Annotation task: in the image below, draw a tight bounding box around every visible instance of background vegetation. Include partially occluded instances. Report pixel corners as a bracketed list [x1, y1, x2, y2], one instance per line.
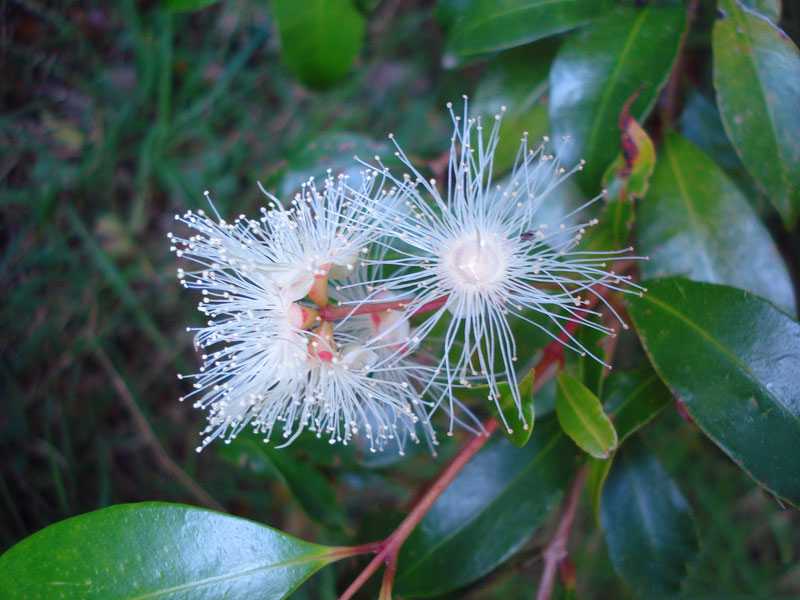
[2, 0, 799, 598]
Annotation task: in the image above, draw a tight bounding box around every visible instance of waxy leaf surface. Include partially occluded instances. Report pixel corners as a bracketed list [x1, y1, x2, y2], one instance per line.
[629, 277, 800, 506]
[0, 502, 338, 599]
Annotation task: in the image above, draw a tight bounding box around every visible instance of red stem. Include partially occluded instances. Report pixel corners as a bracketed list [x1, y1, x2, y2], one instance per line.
[319, 295, 448, 322]
[535, 468, 587, 600]
[338, 418, 499, 600]
[335, 266, 633, 599]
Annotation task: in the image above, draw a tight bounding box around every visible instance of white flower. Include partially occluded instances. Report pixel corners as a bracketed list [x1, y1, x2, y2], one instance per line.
[169, 189, 438, 454]
[360, 99, 643, 431]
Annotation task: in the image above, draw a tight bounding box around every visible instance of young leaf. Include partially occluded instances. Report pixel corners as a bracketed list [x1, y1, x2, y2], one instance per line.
[0, 502, 342, 599]
[587, 366, 672, 520]
[550, 5, 685, 190]
[271, 0, 365, 89]
[601, 108, 656, 202]
[446, 0, 614, 58]
[556, 372, 618, 459]
[601, 440, 699, 596]
[713, 0, 800, 227]
[629, 277, 800, 507]
[638, 133, 795, 315]
[395, 420, 573, 597]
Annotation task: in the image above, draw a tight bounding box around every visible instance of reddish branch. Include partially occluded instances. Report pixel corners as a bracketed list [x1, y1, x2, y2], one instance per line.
[335, 264, 634, 599]
[535, 468, 587, 600]
[319, 295, 448, 322]
[338, 418, 500, 600]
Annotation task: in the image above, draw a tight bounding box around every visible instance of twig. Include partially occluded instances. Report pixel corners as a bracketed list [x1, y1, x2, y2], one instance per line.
[338, 418, 500, 600]
[535, 468, 588, 600]
[336, 263, 636, 599]
[93, 346, 225, 512]
[319, 295, 447, 322]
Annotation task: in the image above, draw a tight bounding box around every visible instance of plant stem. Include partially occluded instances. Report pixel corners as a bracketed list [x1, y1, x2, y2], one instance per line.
[319, 295, 447, 322]
[338, 417, 499, 600]
[336, 265, 634, 599]
[535, 468, 587, 600]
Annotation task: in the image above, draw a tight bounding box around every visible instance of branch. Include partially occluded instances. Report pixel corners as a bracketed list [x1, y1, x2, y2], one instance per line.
[336, 264, 635, 599]
[535, 468, 587, 600]
[338, 417, 499, 600]
[319, 295, 447, 322]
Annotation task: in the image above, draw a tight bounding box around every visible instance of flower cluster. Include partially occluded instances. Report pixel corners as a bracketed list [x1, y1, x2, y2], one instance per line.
[170, 100, 642, 454]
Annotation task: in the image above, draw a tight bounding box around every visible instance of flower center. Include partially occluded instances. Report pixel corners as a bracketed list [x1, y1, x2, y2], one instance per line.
[441, 229, 511, 292]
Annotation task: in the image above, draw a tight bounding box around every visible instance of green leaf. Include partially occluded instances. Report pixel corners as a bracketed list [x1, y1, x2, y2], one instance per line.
[740, 0, 781, 23]
[472, 44, 553, 174]
[678, 91, 763, 207]
[713, 0, 800, 227]
[587, 366, 671, 521]
[491, 371, 536, 447]
[396, 420, 573, 597]
[639, 133, 796, 316]
[165, 0, 219, 11]
[271, 0, 365, 88]
[604, 366, 672, 443]
[0, 502, 342, 599]
[586, 456, 613, 523]
[446, 0, 614, 57]
[550, 5, 685, 190]
[601, 440, 698, 597]
[556, 372, 617, 459]
[628, 277, 800, 506]
[219, 433, 345, 529]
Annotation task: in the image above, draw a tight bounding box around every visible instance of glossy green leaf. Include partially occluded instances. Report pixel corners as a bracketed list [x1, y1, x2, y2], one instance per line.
[0, 502, 341, 599]
[165, 0, 219, 11]
[447, 0, 614, 57]
[587, 366, 671, 521]
[271, 0, 365, 88]
[550, 5, 685, 189]
[472, 44, 553, 174]
[219, 433, 345, 529]
[604, 366, 672, 443]
[639, 133, 795, 316]
[396, 420, 573, 597]
[629, 277, 800, 506]
[678, 90, 762, 206]
[601, 440, 698, 597]
[713, 0, 800, 227]
[556, 372, 617, 459]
